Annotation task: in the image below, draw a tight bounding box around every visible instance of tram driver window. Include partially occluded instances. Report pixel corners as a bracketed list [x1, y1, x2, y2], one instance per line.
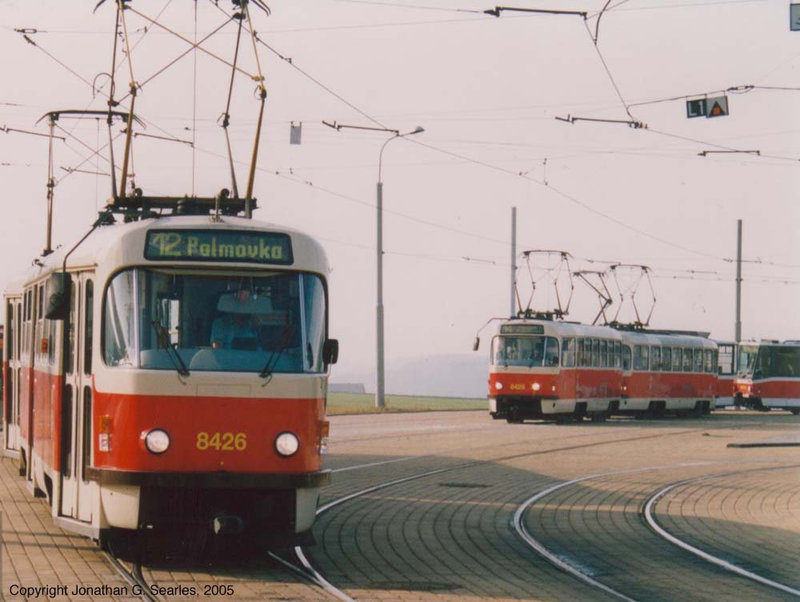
[544, 337, 559, 366]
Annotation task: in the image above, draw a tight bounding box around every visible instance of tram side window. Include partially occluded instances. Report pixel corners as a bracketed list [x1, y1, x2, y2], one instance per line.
[61, 386, 73, 479]
[5, 301, 13, 360]
[753, 348, 772, 378]
[65, 280, 76, 375]
[82, 386, 92, 482]
[693, 348, 703, 372]
[703, 349, 713, 373]
[576, 339, 586, 367]
[38, 284, 44, 320]
[775, 347, 800, 377]
[717, 343, 734, 375]
[83, 281, 93, 375]
[621, 345, 632, 371]
[561, 338, 575, 367]
[589, 339, 600, 368]
[22, 290, 29, 356]
[651, 346, 661, 371]
[613, 341, 621, 368]
[672, 348, 682, 372]
[682, 348, 693, 372]
[662, 347, 672, 372]
[633, 345, 649, 371]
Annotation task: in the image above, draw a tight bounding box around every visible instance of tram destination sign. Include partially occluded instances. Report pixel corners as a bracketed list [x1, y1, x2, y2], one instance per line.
[500, 324, 544, 335]
[145, 229, 293, 265]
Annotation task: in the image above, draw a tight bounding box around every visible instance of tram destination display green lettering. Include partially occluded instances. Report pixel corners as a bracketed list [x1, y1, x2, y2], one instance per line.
[500, 324, 544, 335]
[145, 230, 293, 265]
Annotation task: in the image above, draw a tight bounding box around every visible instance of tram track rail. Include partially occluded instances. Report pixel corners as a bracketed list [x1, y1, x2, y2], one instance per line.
[298, 415, 800, 601]
[104, 550, 161, 602]
[296, 426, 717, 599]
[643, 466, 800, 598]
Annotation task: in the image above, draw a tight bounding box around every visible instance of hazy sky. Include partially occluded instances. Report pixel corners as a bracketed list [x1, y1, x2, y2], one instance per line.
[1, 0, 798, 381]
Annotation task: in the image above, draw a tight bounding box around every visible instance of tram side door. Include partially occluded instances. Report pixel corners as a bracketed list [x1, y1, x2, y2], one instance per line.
[59, 274, 94, 523]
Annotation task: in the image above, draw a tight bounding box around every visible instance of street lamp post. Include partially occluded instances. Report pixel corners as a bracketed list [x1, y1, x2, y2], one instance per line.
[322, 121, 424, 408]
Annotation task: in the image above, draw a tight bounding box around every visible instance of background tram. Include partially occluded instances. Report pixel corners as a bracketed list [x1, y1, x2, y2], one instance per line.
[484, 318, 718, 423]
[2, 211, 339, 550]
[616, 329, 717, 416]
[735, 341, 800, 414]
[487, 319, 623, 422]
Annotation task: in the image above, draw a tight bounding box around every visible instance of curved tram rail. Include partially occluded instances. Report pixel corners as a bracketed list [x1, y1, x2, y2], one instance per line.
[291, 416, 799, 601]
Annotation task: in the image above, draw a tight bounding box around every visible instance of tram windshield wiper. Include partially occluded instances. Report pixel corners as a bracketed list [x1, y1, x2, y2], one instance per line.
[151, 320, 190, 377]
[259, 324, 293, 381]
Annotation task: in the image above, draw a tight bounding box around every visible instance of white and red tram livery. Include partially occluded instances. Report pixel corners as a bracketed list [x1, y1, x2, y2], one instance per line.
[488, 319, 623, 422]
[735, 341, 800, 414]
[617, 330, 717, 416]
[2, 212, 338, 547]
[486, 319, 718, 422]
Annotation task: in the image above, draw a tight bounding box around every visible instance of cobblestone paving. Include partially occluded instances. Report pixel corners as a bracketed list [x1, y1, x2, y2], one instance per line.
[1, 411, 798, 601]
[0, 457, 137, 601]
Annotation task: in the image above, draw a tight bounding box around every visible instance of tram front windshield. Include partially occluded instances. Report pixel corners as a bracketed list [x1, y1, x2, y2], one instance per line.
[492, 335, 559, 367]
[103, 268, 327, 373]
[737, 344, 759, 377]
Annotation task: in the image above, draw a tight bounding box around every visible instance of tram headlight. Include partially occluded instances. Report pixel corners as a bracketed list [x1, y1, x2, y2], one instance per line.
[495, 381, 504, 391]
[275, 432, 300, 457]
[143, 429, 170, 454]
[532, 382, 541, 392]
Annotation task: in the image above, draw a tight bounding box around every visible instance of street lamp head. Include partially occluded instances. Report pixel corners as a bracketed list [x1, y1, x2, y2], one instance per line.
[411, 126, 424, 134]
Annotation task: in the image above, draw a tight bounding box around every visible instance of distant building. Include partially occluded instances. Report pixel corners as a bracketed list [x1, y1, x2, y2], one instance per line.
[329, 382, 366, 394]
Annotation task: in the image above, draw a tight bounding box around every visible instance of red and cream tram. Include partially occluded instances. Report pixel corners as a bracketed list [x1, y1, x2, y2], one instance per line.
[617, 329, 717, 416]
[488, 319, 623, 422]
[735, 341, 800, 414]
[485, 318, 718, 422]
[2, 209, 338, 548]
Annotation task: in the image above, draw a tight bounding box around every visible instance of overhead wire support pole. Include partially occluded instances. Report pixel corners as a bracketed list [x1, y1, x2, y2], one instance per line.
[735, 220, 743, 351]
[323, 121, 424, 409]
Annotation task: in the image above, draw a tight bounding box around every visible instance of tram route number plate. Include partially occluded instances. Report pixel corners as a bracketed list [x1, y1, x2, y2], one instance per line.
[145, 229, 293, 265]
